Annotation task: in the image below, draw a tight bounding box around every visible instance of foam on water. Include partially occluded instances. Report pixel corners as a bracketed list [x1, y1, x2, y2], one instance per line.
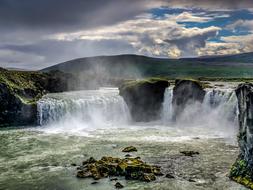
[36, 86, 239, 141]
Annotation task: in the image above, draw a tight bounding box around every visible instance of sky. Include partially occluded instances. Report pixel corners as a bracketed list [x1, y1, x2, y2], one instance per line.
[0, 0, 253, 70]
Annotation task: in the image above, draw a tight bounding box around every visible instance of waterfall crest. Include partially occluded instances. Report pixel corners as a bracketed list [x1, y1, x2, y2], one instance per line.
[37, 88, 131, 126]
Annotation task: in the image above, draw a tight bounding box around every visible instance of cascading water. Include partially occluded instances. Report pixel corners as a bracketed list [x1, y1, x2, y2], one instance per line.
[37, 88, 131, 127]
[162, 87, 238, 131]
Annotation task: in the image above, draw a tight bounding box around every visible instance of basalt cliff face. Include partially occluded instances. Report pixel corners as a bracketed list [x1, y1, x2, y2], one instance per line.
[230, 83, 253, 189]
[0, 69, 79, 127]
[119, 78, 169, 122]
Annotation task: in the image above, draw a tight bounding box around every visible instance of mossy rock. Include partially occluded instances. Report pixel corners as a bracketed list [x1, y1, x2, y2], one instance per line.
[230, 158, 253, 189]
[0, 68, 79, 127]
[76, 156, 163, 182]
[119, 78, 169, 122]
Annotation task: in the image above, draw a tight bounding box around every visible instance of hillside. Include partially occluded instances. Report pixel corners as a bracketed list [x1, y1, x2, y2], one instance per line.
[42, 52, 253, 79]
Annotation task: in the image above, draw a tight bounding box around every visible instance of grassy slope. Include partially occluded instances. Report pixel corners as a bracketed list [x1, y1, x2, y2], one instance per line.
[42, 53, 253, 80]
[0, 69, 47, 104]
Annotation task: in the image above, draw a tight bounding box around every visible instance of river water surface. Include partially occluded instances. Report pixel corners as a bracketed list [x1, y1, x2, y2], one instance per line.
[0, 87, 247, 190]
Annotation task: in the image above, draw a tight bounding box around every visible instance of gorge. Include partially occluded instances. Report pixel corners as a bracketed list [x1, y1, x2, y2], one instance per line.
[0, 69, 252, 189]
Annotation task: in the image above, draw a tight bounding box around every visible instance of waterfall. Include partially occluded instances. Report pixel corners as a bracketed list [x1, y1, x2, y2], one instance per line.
[162, 87, 173, 122]
[162, 87, 238, 126]
[37, 88, 131, 126]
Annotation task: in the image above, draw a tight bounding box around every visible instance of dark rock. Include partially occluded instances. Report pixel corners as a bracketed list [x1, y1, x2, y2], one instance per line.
[125, 154, 132, 158]
[189, 179, 196, 182]
[0, 69, 79, 127]
[172, 79, 205, 121]
[82, 157, 97, 165]
[119, 78, 169, 122]
[110, 177, 118, 181]
[180, 151, 199, 157]
[115, 182, 124, 189]
[230, 83, 253, 189]
[71, 163, 77, 166]
[91, 181, 98, 185]
[165, 174, 175, 179]
[122, 146, 137, 153]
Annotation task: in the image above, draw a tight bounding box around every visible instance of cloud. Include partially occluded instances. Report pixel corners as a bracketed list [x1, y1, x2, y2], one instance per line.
[160, 0, 253, 10]
[226, 19, 253, 32]
[165, 12, 214, 23]
[49, 14, 220, 58]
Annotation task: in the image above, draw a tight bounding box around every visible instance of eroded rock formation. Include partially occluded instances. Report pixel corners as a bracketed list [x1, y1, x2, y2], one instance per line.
[119, 78, 169, 122]
[230, 83, 253, 189]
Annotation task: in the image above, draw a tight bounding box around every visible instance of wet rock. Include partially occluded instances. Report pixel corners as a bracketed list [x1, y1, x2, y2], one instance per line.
[82, 157, 97, 165]
[71, 163, 77, 166]
[125, 154, 132, 158]
[0, 69, 79, 127]
[119, 78, 169, 122]
[230, 83, 253, 189]
[165, 173, 175, 179]
[141, 173, 156, 182]
[189, 178, 197, 182]
[172, 79, 205, 121]
[76, 156, 162, 182]
[115, 182, 124, 189]
[122, 146, 137, 153]
[180, 151, 199, 157]
[91, 181, 98, 185]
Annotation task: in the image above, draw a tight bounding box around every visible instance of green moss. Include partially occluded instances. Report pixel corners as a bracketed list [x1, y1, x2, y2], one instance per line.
[77, 156, 162, 182]
[230, 158, 253, 189]
[0, 70, 47, 104]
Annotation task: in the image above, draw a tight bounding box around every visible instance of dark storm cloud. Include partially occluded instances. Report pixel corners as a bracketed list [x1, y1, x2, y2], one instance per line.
[0, 39, 135, 69]
[1, 0, 252, 31]
[0, 0, 154, 32]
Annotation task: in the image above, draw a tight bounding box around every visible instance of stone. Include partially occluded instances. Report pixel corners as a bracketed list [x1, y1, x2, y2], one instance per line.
[180, 151, 199, 157]
[122, 146, 137, 152]
[165, 174, 175, 179]
[141, 173, 156, 182]
[230, 83, 253, 189]
[115, 182, 124, 189]
[76, 156, 162, 183]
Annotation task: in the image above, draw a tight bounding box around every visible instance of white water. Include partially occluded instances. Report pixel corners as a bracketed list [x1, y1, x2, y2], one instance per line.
[37, 88, 131, 134]
[37, 86, 238, 140]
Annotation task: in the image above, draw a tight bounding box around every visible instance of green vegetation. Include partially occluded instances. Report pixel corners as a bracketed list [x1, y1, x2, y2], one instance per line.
[230, 158, 253, 189]
[42, 53, 253, 80]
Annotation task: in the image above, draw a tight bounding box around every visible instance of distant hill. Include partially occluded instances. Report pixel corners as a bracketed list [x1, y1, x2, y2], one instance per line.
[42, 52, 253, 79]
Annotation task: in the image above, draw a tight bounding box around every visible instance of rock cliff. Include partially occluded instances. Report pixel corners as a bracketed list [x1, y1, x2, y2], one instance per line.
[119, 78, 169, 122]
[230, 83, 253, 189]
[0, 69, 78, 127]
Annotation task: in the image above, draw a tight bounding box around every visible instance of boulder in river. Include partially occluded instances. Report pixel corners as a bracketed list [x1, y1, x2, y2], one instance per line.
[76, 156, 162, 182]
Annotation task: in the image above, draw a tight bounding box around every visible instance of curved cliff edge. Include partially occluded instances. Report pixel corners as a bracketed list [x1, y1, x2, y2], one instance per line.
[230, 83, 253, 189]
[119, 78, 169, 122]
[0, 69, 78, 127]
